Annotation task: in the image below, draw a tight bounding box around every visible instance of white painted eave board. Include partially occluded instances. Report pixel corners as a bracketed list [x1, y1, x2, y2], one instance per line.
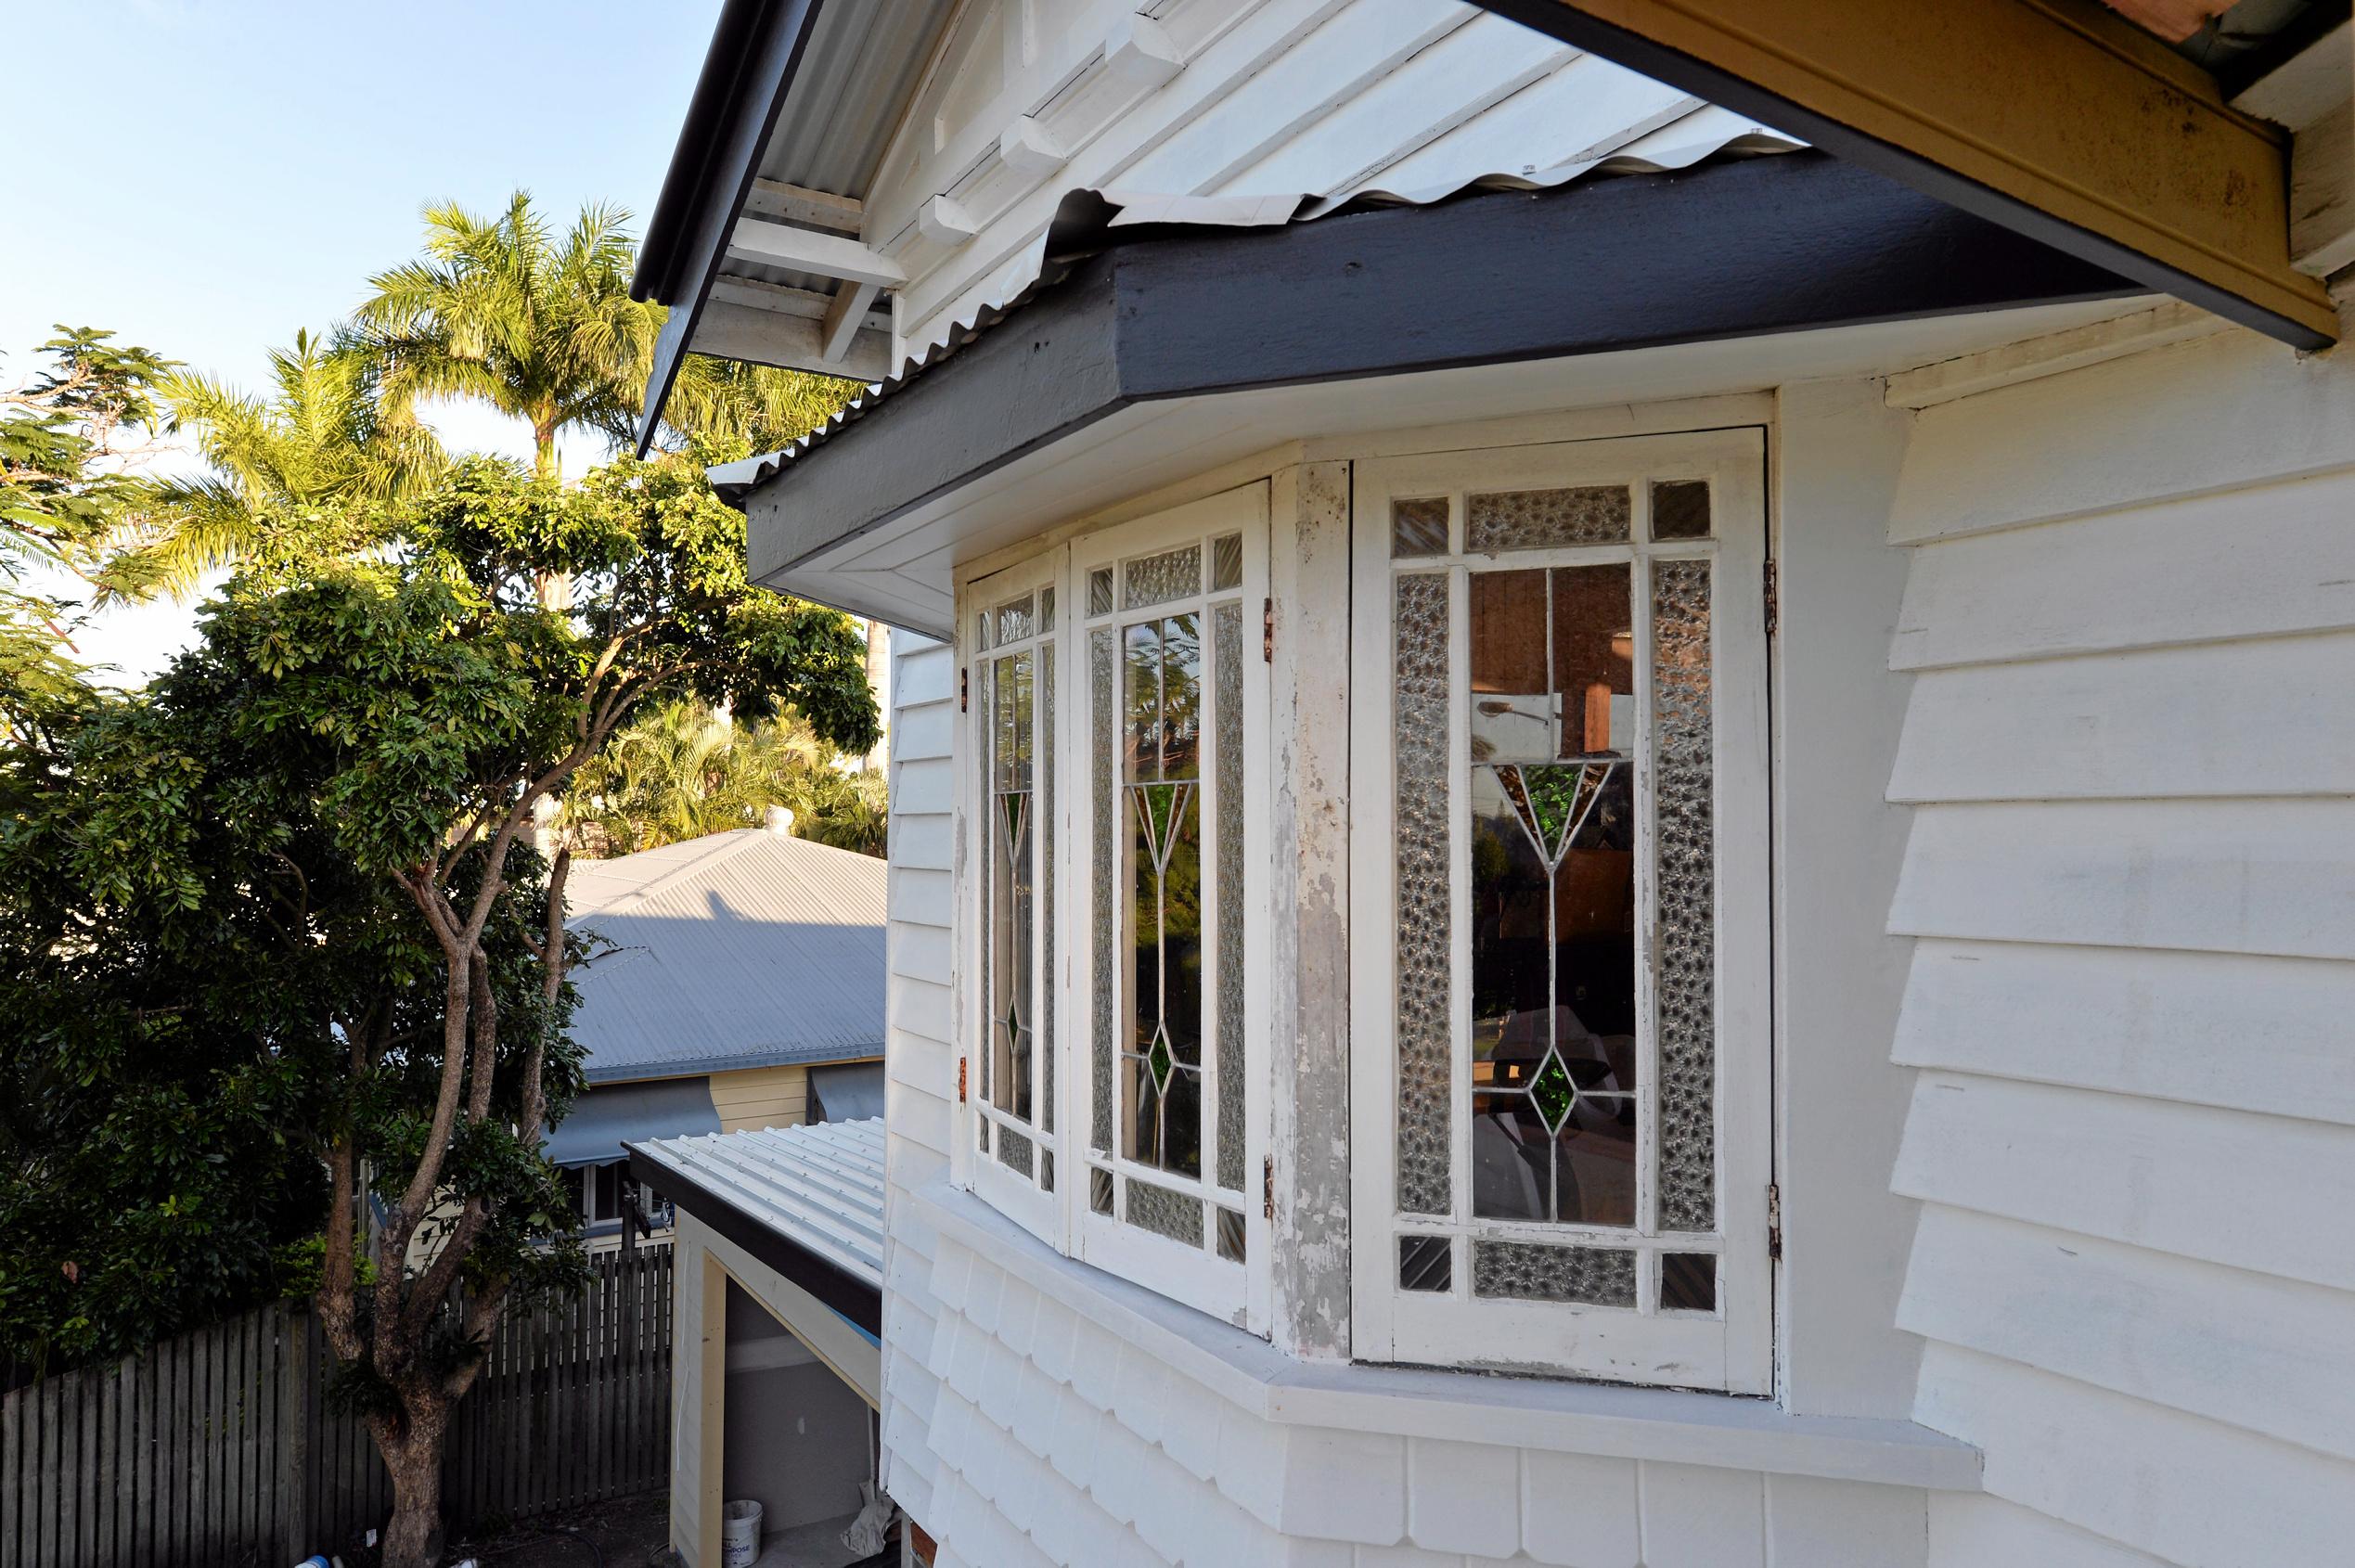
[751, 295, 2162, 636]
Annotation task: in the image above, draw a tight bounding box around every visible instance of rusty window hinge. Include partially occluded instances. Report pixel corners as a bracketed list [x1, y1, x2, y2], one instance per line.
[1263, 1155, 1275, 1220]
[1767, 1181, 1782, 1262]
[958, 1056, 969, 1103]
[959, 665, 969, 712]
[1762, 560, 1779, 637]
[1262, 598, 1274, 662]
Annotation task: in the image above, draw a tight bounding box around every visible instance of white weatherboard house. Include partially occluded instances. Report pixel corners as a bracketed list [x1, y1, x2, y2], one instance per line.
[626, 3, 2355, 1565]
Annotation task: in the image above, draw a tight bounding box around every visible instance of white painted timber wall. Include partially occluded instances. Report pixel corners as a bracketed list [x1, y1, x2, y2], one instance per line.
[1884, 300, 2355, 1568]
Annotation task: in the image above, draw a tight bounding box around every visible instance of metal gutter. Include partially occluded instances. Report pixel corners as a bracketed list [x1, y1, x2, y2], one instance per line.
[630, 0, 825, 454]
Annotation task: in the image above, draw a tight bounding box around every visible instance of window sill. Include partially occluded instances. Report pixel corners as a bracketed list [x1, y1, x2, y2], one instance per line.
[913, 1178, 1982, 1493]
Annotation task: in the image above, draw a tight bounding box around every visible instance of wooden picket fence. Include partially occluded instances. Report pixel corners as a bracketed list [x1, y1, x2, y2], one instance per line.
[0, 1243, 673, 1568]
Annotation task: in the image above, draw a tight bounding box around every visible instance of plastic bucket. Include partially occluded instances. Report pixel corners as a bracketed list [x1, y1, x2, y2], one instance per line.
[722, 1499, 764, 1568]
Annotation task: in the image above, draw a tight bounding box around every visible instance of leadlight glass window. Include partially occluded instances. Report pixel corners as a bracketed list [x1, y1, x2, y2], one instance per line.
[972, 579, 1055, 1210]
[1352, 434, 1771, 1394]
[959, 483, 1269, 1332]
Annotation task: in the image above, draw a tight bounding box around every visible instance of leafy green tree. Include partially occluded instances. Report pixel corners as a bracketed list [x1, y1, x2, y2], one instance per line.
[0, 452, 876, 1565]
[562, 697, 886, 857]
[0, 327, 173, 731]
[116, 329, 444, 598]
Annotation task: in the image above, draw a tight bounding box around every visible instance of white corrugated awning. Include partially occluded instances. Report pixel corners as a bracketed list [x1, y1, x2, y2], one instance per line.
[543, 1077, 721, 1168]
[630, 1117, 886, 1302]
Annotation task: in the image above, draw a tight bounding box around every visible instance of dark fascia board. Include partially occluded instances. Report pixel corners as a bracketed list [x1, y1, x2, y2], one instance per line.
[626, 1142, 882, 1335]
[631, 0, 824, 456]
[1464, 0, 2331, 352]
[748, 151, 2135, 582]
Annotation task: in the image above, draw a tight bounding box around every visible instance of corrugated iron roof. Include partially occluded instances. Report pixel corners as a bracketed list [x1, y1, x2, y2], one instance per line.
[632, 1116, 887, 1290]
[566, 829, 886, 1085]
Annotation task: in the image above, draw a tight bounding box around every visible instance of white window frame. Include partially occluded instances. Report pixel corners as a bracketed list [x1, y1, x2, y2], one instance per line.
[953, 483, 1275, 1333]
[1346, 429, 1775, 1394]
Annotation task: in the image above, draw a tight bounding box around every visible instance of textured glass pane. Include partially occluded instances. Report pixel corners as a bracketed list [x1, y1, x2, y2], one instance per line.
[1089, 1164, 1114, 1215]
[1660, 1252, 1716, 1312]
[1470, 1240, 1636, 1306]
[1214, 600, 1246, 1192]
[1466, 486, 1629, 552]
[1090, 629, 1116, 1151]
[1124, 1176, 1204, 1247]
[997, 1125, 1035, 1176]
[1041, 646, 1056, 1135]
[1394, 572, 1452, 1215]
[1124, 544, 1202, 609]
[1088, 566, 1114, 618]
[1040, 584, 1057, 631]
[975, 610, 993, 650]
[1041, 1150, 1055, 1192]
[1399, 1236, 1452, 1292]
[1216, 1206, 1246, 1264]
[1654, 559, 1717, 1232]
[1393, 496, 1449, 559]
[1211, 532, 1243, 591]
[1467, 562, 1637, 1227]
[996, 594, 1034, 646]
[1651, 480, 1711, 541]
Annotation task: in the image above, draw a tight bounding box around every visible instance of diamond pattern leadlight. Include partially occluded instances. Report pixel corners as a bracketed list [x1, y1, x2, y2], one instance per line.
[1147, 1023, 1174, 1093]
[1528, 1051, 1577, 1134]
[1495, 761, 1616, 868]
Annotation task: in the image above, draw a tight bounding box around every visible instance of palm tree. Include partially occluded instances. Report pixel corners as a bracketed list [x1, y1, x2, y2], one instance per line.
[118, 331, 441, 599]
[561, 699, 886, 857]
[349, 193, 658, 480]
[662, 354, 858, 462]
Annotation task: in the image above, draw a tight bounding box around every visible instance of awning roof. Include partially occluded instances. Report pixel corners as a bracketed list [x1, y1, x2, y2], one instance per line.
[726, 151, 2140, 635]
[545, 1077, 721, 1168]
[629, 1117, 885, 1336]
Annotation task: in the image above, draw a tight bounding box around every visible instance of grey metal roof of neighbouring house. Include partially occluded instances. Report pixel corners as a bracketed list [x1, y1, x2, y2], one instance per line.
[566, 828, 886, 1086]
[627, 1117, 885, 1333]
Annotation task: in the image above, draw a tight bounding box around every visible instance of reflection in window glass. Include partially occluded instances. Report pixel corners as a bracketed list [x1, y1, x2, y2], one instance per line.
[1122, 614, 1204, 1180]
[1467, 565, 1639, 1227]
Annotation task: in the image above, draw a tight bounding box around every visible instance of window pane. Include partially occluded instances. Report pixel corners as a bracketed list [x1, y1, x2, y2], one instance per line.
[1211, 532, 1243, 591]
[1041, 648, 1056, 1134]
[1650, 480, 1712, 541]
[1393, 573, 1453, 1215]
[1088, 566, 1114, 618]
[1470, 1240, 1636, 1306]
[1393, 497, 1449, 558]
[1214, 600, 1247, 1191]
[1468, 564, 1637, 1227]
[995, 593, 1034, 646]
[1123, 614, 1204, 1181]
[1654, 559, 1717, 1232]
[1090, 629, 1116, 1151]
[1089, 1164, 1114, 1215]
[1660, 1252, 1716, 1312]
[1216, 1206, 1247, 1264]
[1465, 486, 1629, 552]
[1125, 1175, 1204, 1246]
[593, 1162, 619, 1221]
[1399, 1235, 1452, 1292]
[989, 651, 1035, 1123]
[1124, 544, 1202, 609]
[997, 1125, 1035, 1176]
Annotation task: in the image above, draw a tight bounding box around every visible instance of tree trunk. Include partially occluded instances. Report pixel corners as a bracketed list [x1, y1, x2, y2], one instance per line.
[376, 1396, 451, 1568]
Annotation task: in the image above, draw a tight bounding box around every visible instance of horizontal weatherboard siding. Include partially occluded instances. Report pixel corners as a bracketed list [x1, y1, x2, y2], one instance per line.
[1887, 311, 2355, 1566]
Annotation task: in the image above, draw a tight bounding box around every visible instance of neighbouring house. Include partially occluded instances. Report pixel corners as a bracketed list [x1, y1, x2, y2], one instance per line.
[552, 822, 889, 1246]
[624, 3, 2355, 1566]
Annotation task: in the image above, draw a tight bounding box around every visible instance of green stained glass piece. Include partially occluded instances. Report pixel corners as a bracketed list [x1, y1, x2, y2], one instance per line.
[1143, 782, 1178, 856]
[1529, 1050, 1576, 1135]
[1520, 764, 1604, 864]
[1148, 1023, 1175, 1093]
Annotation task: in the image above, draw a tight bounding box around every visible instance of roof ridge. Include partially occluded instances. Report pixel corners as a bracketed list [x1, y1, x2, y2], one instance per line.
[571, 829, 766, 916]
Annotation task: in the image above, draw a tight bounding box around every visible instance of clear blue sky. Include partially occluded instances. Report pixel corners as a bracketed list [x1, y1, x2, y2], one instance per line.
[1, 0, 725, 678]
